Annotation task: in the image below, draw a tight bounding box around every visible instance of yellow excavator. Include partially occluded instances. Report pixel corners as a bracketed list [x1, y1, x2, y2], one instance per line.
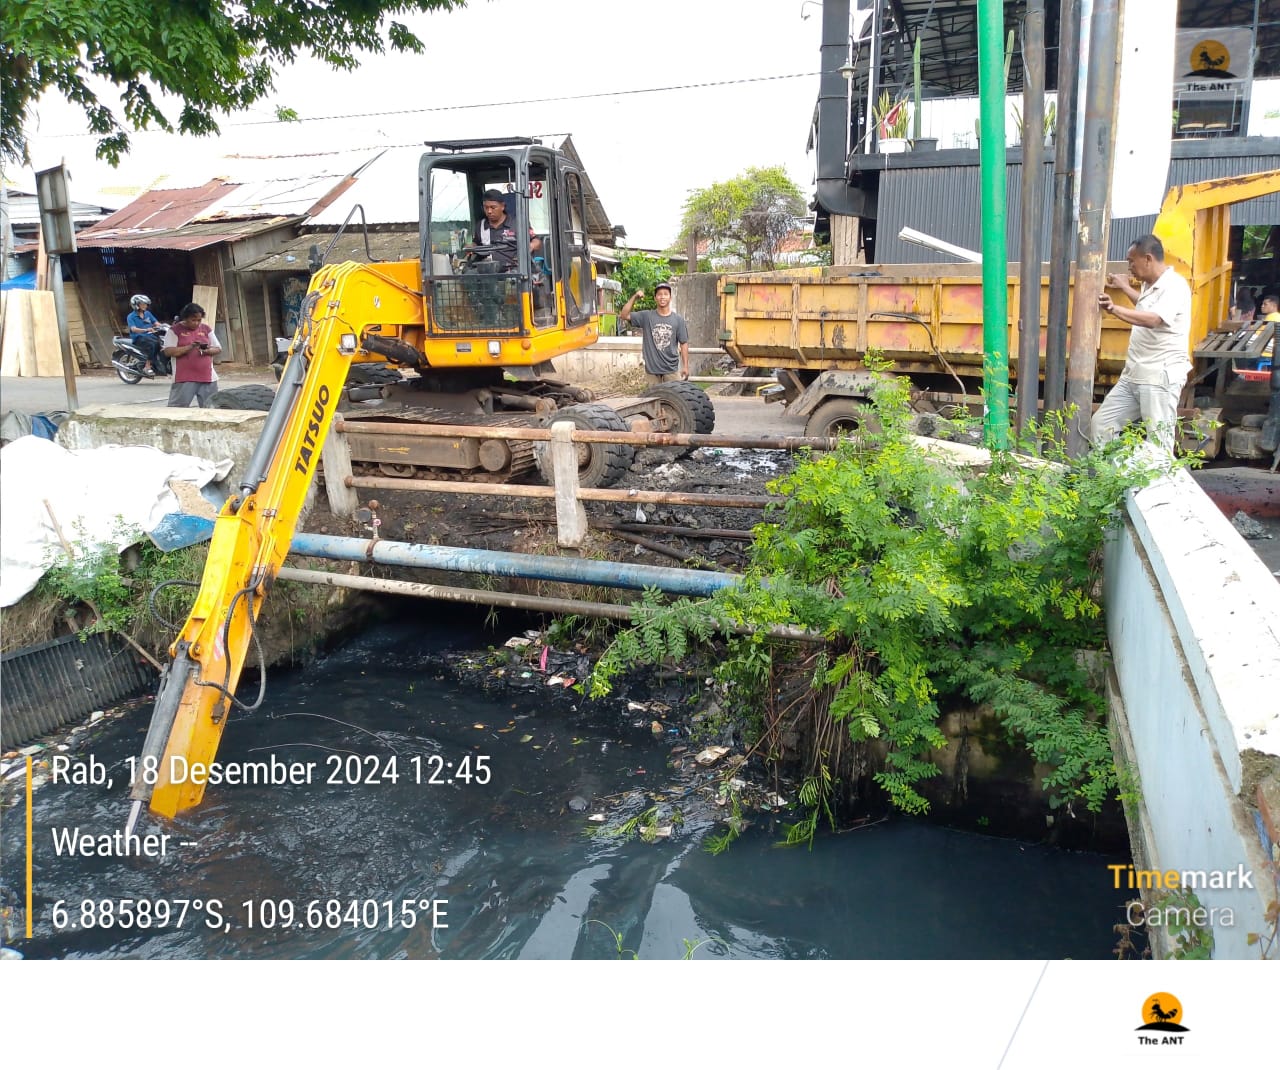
[128, 138, 712, 824]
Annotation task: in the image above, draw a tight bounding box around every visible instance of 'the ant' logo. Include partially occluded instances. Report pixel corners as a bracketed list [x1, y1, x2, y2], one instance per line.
[1187, 39, 1234, 78]
[1135, 992, 1189, 1046]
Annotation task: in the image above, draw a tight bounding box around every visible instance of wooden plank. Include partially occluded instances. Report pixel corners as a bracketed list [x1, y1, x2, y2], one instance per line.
[212, 252, 237, 362]
[63, 281, 88, 344]
[72, 254, 118, 367]
[35, 228, 48, 290]
[192, 284, 219, 336]
[0, 291, 10, 375]
[30, 290, 63, 377]
[3, 291, 37, 377]
[18, 291, 37, 376]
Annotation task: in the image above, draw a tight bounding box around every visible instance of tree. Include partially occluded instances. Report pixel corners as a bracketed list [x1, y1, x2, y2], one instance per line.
[0, 0, 463, 165]
[677, 166, 807, 272]
[614, 251, 673, 312]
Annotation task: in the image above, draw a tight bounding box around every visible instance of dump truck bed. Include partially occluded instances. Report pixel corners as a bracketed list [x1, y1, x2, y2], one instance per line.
[719, 262, 1135, 391]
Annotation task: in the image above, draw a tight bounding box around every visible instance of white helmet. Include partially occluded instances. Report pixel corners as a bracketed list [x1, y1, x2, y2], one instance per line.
[130, 294, 152, 309]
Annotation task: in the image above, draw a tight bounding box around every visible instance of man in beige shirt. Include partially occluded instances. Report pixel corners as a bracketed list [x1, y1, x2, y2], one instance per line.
[1091, 234, 1192, 454]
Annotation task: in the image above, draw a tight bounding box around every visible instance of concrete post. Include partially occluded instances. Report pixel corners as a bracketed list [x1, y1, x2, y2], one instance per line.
[549, 420, 587, 549]
[320, 426, 358, 518]
[1065, 0, 1124, 457]
[49, 254, 79, 410]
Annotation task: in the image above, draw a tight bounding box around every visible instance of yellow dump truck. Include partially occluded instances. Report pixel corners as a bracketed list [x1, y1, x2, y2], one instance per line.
[719, 172, 1280, 446]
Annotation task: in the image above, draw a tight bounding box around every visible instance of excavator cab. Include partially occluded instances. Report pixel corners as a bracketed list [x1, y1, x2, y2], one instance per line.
[419, 139, 597, 360]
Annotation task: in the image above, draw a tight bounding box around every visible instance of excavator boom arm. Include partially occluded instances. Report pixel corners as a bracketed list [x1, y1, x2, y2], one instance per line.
[138, 263, 426, 818]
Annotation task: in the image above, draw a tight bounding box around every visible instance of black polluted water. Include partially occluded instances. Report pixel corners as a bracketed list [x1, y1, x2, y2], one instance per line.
[2, 617, 1131, 959]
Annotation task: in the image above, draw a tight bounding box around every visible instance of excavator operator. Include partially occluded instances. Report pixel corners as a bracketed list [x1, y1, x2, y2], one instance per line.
[471, 188, 541, 270]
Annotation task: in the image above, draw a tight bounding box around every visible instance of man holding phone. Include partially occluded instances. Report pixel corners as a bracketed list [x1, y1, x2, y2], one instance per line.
[1091, 235, 1191, 454]
[163, 302, 223, 407]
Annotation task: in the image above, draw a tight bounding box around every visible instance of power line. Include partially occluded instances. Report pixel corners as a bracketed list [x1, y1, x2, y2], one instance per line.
[35, 70, 820, 142]
[222, 70, 822, 127]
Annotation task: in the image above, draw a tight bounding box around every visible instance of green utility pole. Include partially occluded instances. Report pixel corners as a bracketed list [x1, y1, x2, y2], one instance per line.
[978, 0, 1010, 450]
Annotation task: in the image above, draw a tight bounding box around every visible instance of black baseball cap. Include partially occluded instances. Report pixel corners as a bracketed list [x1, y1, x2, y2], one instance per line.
[654, 280, 672, 293]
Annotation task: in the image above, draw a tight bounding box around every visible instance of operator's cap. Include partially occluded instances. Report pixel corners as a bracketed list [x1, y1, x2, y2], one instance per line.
[654, 280, 672, 293]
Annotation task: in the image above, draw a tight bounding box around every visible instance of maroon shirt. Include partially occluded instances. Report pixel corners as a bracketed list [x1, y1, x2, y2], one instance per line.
[165, 321, 217, 383]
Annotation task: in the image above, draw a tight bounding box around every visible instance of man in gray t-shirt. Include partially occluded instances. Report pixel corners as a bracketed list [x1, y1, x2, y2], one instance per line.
[619, 280, 689, 384]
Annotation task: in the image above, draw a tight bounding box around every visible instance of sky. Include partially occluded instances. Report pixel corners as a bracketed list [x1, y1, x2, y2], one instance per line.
[12, 0, 827, 249]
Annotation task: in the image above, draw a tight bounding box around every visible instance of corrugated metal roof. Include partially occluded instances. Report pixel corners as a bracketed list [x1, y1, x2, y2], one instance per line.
[79, 181, 239, 234]
[547, 135, 615, 243]
[235, 229, 420, 272]
[191, 149, 380, 220]
[306, 139, 616, 243]
[3, 191, 114, 226]
[872, 141, 1280, 264]
[75, 217, 294, 251]
[305, 147, 424, 228]
[195, 175, 354, 221]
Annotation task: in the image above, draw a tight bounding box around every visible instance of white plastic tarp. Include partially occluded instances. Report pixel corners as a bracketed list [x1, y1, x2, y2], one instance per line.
[0, 437, 231, 608]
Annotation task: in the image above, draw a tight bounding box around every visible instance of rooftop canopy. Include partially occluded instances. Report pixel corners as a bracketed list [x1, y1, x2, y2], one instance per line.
[847, 0, 1278, 101]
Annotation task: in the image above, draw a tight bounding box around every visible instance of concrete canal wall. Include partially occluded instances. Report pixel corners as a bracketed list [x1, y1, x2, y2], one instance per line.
[553, 337, 723, 390]
[57, 404, 268, 489]
[1105, 469, 1280, 960]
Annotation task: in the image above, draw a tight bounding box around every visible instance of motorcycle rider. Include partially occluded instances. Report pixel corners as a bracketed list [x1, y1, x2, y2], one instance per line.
[126, 294, 168, 375]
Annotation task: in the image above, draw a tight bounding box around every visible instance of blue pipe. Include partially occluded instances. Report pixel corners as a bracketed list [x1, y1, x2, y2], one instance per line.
[288, 532, 739, 597]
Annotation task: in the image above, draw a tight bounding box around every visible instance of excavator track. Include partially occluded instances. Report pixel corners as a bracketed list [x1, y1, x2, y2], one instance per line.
[341, 408, 538, 482]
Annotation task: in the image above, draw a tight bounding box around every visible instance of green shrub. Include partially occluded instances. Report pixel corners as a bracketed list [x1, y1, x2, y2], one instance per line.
[590, 366, 1178, 816]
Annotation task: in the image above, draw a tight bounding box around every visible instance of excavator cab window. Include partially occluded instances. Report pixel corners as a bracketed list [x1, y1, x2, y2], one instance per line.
[561, 170, 595, 327]
[421, 149, 550, 336]
[420, 143, 598, 340]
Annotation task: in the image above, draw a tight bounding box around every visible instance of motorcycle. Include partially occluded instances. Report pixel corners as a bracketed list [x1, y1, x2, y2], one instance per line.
[111, 329, 170, 384]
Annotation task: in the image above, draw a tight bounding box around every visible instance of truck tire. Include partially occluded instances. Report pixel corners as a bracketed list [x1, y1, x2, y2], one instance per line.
[346, 362, 403, 386]
[210, 364, 399, 411]
[645, 381, 716, 437]
[534, 403, 634, 488]
[804, 397, 876, 438]
[209, 384, 277, 411]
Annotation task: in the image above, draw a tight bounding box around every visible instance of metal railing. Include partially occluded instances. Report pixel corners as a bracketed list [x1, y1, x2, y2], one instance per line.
[319, 418, 838, 550]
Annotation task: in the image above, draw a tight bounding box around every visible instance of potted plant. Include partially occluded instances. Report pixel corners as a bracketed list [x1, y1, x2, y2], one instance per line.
[1011, 100, 1057, 149]
[875, 90, 910, 153]
[908, 38, 937, 150]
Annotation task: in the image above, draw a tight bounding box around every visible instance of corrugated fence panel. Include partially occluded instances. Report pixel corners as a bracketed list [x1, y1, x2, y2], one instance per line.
[1, 633, 155, 748]
[874, 143, 1280, 265]
[876, 161, 1057, 264]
